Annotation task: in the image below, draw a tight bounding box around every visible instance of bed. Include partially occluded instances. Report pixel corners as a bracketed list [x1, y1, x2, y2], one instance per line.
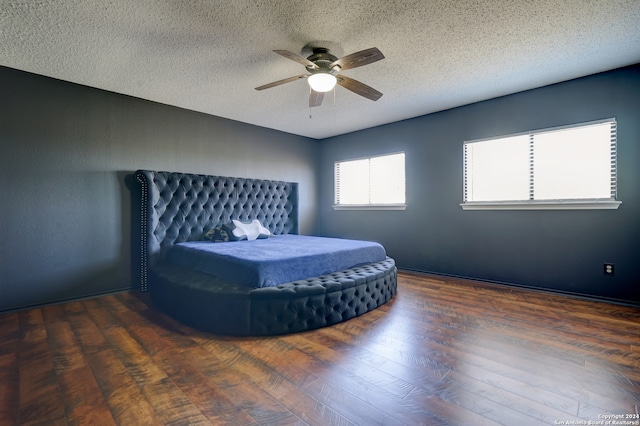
[135, 169, 397, 335]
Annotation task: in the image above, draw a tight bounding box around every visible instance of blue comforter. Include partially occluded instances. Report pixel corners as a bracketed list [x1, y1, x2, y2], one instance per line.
[165, 234, 387, 288]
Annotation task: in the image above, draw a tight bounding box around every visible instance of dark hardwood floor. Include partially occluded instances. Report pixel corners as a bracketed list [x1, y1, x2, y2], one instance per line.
[1, 271, 639, 425]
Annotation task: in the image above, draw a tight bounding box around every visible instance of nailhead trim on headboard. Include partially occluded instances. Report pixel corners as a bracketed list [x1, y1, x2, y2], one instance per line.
[135, 170, 299, 292]
[136, 172, 149, 291]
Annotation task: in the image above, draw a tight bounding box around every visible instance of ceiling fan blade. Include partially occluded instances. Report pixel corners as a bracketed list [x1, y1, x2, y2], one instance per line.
[330, 47, 384, 71]
[273, 50, 319, 69]
[309, 90, 324, 107]
[337, 75, 383, 101]
[255, 74, 308, 91]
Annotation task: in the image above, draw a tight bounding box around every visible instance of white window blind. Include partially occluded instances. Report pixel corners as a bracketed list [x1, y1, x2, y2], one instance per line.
[335, 152, 405, 209]
[462, 119, 620, 210]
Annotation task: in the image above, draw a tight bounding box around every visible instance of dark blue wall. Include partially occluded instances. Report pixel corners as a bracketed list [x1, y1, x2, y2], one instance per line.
[0, 66, 320, 312]
[319, 66, 640, 304]
[2, 65, 638, 311]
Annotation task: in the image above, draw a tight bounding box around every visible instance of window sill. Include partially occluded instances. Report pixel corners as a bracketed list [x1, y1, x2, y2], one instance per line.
[460, 199, 621, 210]
[333, 204, 407, 211]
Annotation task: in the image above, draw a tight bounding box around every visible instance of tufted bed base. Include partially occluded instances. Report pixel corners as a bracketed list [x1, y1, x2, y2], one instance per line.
[150, 258, 397, 336]
[135, 170, 397, 336]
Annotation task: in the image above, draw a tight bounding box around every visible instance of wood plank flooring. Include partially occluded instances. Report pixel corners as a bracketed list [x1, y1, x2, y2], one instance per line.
[1, 271, 639, 425]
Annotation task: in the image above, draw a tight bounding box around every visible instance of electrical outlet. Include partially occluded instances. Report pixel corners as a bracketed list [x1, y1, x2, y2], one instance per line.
[603, 263, 615, 276]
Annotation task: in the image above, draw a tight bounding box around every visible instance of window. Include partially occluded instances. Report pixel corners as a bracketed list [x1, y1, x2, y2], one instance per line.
[462, 119, 620, 210]
[334, 152, 406, 210]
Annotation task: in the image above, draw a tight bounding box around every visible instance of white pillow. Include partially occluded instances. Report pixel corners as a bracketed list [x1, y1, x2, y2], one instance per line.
[231, 219, 271, 241]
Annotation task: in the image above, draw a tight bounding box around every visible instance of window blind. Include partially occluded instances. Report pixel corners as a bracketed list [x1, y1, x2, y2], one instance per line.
[335, 152, 405, 206]
[463, 119, 617, 204]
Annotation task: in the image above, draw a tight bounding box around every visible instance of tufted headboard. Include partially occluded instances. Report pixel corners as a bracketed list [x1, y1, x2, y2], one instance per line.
[135, 170, 299, 291]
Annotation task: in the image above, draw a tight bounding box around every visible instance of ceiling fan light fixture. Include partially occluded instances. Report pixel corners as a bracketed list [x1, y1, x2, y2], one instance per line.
[308, 73, 336, 92]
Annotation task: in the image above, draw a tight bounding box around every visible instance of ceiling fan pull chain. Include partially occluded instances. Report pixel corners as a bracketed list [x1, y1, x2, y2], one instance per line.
[333, 87, 336, 125]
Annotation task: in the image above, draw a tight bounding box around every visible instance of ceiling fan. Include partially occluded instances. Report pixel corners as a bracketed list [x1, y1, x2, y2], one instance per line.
[255, 46, 385, 107]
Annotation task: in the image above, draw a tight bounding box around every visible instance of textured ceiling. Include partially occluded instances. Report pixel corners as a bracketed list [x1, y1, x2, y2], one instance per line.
[2, 1, 640, 139]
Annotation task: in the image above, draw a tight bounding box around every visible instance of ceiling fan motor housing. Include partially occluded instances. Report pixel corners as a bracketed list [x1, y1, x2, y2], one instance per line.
[306, 48, 340, 75]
